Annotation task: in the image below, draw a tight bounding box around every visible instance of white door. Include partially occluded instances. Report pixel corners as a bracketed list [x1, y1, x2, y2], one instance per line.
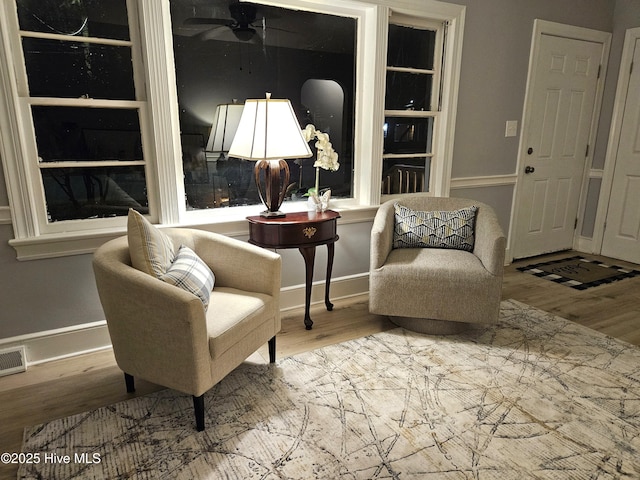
[513, 27, 605, 259]
[601, 38, 640, 264]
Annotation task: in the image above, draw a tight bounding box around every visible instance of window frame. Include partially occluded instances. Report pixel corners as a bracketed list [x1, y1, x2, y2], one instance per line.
[382, 15, 444, 196]
[7, 0, 155, 235]
[0, 0, 465, 259]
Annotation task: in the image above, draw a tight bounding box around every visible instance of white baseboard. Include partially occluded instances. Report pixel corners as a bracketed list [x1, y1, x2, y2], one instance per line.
[0, 321, 112, 367]
[0, 273, 371, 367]
[280, 273, 369, 311]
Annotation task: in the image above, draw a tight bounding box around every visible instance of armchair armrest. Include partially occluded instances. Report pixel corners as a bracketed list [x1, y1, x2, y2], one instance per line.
[370, 201, 396, 270]
[473, 206, 506, 276]
[168, 228, 282, 298]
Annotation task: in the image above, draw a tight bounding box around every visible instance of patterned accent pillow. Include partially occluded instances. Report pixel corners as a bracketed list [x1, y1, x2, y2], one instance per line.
[393, 203, 478, 251]
[161, 245, 215, 309]
[127, 209, 175, 278]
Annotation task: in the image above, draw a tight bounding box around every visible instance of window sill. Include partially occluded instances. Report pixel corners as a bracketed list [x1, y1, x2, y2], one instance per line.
[8, 202, 379, 261]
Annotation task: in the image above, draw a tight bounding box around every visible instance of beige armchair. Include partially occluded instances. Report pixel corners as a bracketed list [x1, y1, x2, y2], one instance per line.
[369, 195, 505, 334]
[93, 227, 281, 431]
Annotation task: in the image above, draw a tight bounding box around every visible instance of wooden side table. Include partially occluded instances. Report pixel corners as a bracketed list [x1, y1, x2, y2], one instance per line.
[247, 210, 340, 330]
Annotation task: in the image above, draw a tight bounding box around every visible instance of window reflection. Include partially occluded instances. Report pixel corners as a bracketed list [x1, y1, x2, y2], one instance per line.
[42, 166, 147, 221]
[387, 24, 435, 70]
[301, 79, 345, 197]
[170, 0, 356, 210]
[16, 0, 130, 40]
[385, 71, 432, 111]
[32, 106, 147, 221]
[22, 38, 135, 100]
[32, 106, 142, 162]
[384, 117, 433, 154]
[381, 158, 431, 195]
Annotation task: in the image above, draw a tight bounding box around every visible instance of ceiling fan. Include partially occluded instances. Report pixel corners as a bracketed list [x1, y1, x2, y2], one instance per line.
[185, 2, 274, 42]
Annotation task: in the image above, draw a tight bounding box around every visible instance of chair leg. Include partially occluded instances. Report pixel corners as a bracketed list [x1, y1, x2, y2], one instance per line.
[124, 373, 135, 393]
[193, 395, 205, 432]
[268, 336, 276, 363]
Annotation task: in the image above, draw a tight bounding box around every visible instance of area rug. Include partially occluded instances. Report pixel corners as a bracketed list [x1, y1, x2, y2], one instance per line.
[19, 300, 640, 479]
[517, 255, 640, 290]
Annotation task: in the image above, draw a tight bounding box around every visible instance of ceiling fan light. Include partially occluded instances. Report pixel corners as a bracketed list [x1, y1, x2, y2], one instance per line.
[233, 27, 256, 42]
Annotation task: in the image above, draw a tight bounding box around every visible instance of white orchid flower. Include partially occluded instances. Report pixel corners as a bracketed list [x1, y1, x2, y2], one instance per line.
[302, 124, 339, 172]
[302, 124, 316, 142]
[302, 123, 340, 196]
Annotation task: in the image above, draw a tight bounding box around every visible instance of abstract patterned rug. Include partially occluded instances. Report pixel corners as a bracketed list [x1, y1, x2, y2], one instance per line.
[517, 255, 640, 290]
[19, 300, 640, 479]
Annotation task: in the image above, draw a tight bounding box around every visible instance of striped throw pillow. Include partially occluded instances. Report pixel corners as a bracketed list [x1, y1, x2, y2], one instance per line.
[161, 245, 215, 309]
[127, 209, 175, 278]
[393, 203, 478, 251]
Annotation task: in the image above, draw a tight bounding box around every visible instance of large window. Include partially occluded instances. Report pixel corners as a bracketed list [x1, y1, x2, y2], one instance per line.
[13, 0, 149, 226]
[169, 0, 356, 211]
[0, 0, 464, 258]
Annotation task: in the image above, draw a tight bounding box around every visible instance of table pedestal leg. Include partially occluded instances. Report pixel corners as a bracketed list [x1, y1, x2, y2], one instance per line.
[325, 242, 335, 311]
[299, 246, 316, 330]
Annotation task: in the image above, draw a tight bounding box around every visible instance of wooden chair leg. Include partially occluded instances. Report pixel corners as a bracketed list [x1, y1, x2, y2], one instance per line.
[193, 395, 205, 432]
[124, 373, 135, 393]
[268, 336, 276, 363]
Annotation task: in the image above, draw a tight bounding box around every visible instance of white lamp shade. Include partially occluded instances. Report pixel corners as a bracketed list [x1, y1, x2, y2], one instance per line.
[228, 94, 312, 160]
[206, 103, 244, 153]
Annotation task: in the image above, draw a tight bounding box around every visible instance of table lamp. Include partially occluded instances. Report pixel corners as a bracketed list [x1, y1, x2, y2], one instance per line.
[206, 103, 244, 161]
[229, 93, 312, 217]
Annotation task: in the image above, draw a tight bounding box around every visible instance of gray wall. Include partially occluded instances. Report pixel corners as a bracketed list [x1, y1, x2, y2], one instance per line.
[1, 0, 638, 341]
[0, 225, 106, 337]
[446, 0, 622, 242]
[452, 0, 614, 180]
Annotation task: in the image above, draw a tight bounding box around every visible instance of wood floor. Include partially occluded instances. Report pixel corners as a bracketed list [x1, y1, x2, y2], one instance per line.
[1, 250, 639, 479]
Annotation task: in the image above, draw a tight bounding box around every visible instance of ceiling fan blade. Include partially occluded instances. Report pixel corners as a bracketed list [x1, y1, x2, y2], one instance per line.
[184, 17, 233, 26]
[258, 25, 295, 34]
[249, 16, 295, 34]
[197, 25, 234, 41]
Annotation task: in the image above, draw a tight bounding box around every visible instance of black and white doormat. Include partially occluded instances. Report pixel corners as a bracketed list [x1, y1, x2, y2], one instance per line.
[517, 255, 640, 290]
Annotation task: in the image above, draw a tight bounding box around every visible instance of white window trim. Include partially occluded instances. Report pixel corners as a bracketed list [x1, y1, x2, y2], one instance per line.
[0, 0, 465, 260]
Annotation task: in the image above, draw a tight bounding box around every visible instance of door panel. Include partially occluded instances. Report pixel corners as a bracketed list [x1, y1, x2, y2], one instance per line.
[553, 178, 572, 229]
[602, 38, 640, 263]
[513, 34, 603, 258]
[563, 91, 585, 155]
[530, 180, 548, 232]
[619, 177, 640, 238]
[540, 91, 560, 157]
